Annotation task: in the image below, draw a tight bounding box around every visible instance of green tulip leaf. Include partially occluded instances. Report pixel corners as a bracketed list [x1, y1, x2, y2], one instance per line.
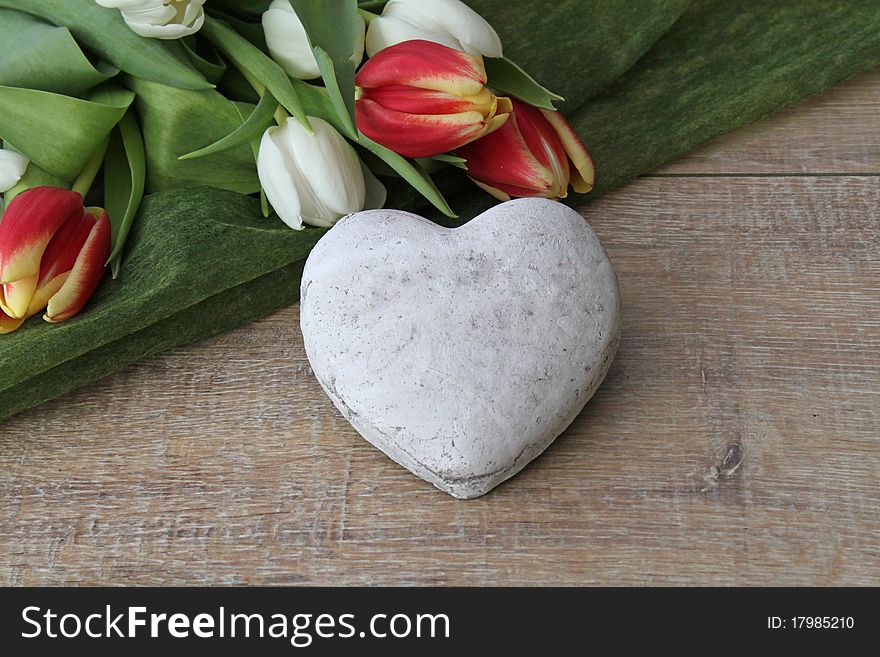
[429, 154, 469, 170]
[234, 102, 272, 218]
[0, 82, 133, 180]
[209, 0, 273, 18]
[177, 39, 228, 86]
[201, 16, 309, 130]
[484, 57, 563, 110]
[360, 135, 456, 219]
[180, 90, 278, 161]
[104, 111, 146, 278]
[292, 79, 345, 127]
[0, 8, 117, 96]
[129, 77, 260, 195]
[289, 0, 361, 130]
[218, 65, 263, 104]
[205, 8, 270, 51]
[0, 0, 211, 91]
[311, 47, 358, 139]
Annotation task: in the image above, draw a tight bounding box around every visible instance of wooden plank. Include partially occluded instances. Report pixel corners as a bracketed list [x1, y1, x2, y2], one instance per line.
[655, 68, 880, 174]
[1, 175, 877, 585]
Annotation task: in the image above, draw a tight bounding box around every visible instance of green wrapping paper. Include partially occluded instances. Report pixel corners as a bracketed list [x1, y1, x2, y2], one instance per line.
[1, 0, 880, 420]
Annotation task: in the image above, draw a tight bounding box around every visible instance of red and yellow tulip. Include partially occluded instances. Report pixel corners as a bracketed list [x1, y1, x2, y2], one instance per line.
[0, 186, 110, 334]
[455, 98, 595, 201]
[355, 39, 511, 159]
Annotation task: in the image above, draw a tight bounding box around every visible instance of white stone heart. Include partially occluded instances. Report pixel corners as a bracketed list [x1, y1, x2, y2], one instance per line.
[300, 198, 621, 499]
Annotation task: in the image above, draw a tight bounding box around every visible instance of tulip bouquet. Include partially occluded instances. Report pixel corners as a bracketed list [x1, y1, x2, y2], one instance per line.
[1, 0, 878, 420]
[0, 0, 592, 337]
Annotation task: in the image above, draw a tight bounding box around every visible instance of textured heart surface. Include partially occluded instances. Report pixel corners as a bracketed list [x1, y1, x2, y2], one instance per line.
[300, 198, 621, 498]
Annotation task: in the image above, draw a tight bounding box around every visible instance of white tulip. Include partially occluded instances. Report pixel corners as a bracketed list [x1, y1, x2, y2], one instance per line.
[365, 0, 503, 58]
[258, 116, 385, 230]
[263, 0, 365, 80]
[94, 0, 206, 40]
[0, 149, 28, 194]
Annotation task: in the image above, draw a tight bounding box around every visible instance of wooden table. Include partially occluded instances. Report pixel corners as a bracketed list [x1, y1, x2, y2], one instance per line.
[2, 70, 878, 587]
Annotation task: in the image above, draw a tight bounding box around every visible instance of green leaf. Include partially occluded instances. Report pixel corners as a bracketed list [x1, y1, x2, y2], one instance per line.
[0, 0, 211, 91]
[360, 136, 456, 219]
[0, 8, 117, 96]
[288, 0, 360, 128]
[429, 154, 468, 170]
[218, 65, 263, 104]
[311, 47, 357, 139]
[128, 77, 260, 195]
[484, 57, 563, 110]
[205, 8, 270, 51]
[201, 16, 309, 130]
[180, 91, 278, 161]
[235, 103, 271, 218]
[358, 0, 388, 11]
[104, 111, 146, 278]
[0, 82, 133, 180]
[177, 39, 227, 86]
[208, 0, 273, 18]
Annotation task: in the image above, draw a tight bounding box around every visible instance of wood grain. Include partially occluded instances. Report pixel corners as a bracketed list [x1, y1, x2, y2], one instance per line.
[1, 71, 878, 586]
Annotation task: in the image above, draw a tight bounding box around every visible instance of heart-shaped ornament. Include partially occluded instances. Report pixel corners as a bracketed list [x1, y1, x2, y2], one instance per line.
[301, 198, 621, 498]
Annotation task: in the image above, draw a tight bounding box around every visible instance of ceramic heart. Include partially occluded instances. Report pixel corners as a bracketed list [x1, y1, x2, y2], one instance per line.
[300, 198, 621, 498]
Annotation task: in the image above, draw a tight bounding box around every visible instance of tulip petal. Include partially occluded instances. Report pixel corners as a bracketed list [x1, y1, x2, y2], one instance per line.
[286, 118, 366, 225]
[0, 308, 24, 335]
[258, 125, 305, 230]
[514, 102, 570, 195]
[0, 149, 28, 193]
[37, 209, 96, 289]
[27, 272, 69, 319]
[0, 274, 37, 319]
[356, 40, 487, 98]
[456, 116, 558, 197]
[258, 117, 367, 230]
[361, 161, 388, 211]
[542, 109, 595, 194]
[365, 15, 461, 58]
[357, 99, 497, 158]
[0, 187, 84, 286]
[367, 0, 503, 58]
[109, 0, 207, 40]
[43, 209, 110, 324]
[359, 85, 497, 116]
[262, 0, 322, 80]
[391, 0, 503, 58]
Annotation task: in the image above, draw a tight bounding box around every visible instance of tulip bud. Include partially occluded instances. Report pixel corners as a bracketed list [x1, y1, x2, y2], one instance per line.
[0, 187, 110, 333]
[258, 116, 385, 230]
[355, 40, 511, 159]
[94, 0, 206, 40]
[365, 0, 503, 58]
[0, 149, 28, 195]
[455, 99, 595, 201]
[263, 0, 366, 80]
